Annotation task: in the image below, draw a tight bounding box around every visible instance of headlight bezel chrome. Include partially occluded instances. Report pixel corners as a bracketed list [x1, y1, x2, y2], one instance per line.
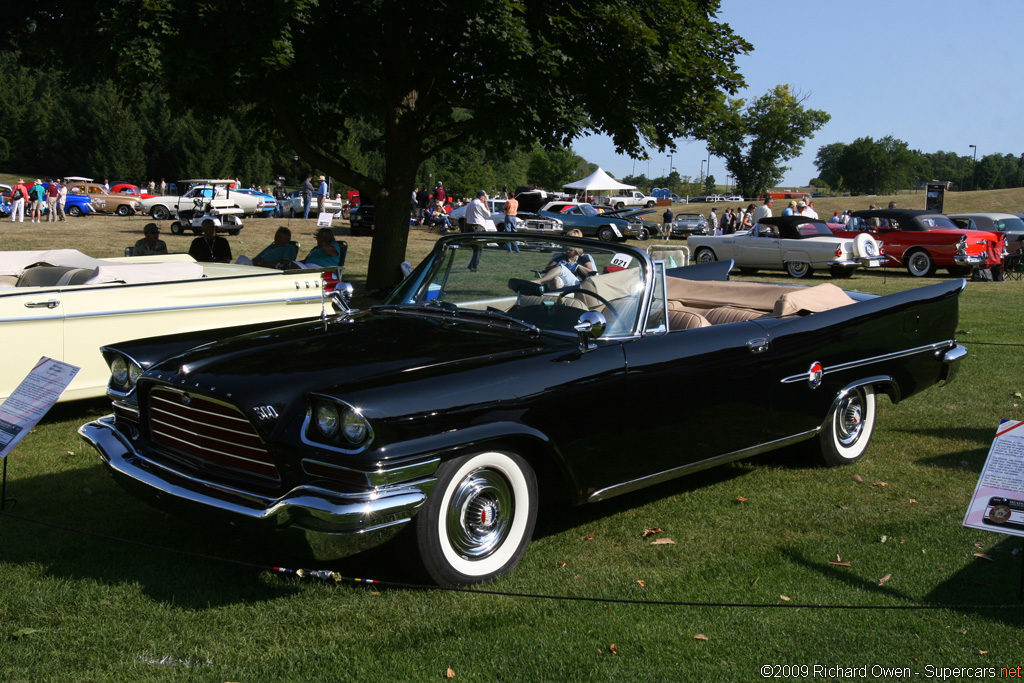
[304, 395, 374, 453]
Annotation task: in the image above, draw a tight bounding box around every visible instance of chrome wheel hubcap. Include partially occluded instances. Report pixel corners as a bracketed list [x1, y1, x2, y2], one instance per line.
[447, 468, 513, 560]
[836, 392, 864, 447]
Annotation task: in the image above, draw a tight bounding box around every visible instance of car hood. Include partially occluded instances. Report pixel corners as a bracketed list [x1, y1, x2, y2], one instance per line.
[145, 310, 562, 431]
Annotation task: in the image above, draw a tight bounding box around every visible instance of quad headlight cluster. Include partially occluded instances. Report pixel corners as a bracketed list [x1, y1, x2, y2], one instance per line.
[109, 354, 143, 390]
[310, 397, 373, 449]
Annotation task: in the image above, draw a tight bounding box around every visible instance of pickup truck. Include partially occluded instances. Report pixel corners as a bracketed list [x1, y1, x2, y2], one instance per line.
[595, 190, 657, 210]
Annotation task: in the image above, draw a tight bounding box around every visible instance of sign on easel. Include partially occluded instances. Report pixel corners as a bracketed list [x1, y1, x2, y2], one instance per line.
[0, 358, 80, 458]
[962, 420, 1024, 538]
[316, 212, 334, 227]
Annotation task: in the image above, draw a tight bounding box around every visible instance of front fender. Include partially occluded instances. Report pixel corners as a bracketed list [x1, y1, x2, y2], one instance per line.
[369, 420, 580, 504]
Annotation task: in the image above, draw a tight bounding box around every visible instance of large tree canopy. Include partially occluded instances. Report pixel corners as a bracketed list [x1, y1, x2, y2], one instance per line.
[8, 0, 750, 290]
[706, 85, 829, 200]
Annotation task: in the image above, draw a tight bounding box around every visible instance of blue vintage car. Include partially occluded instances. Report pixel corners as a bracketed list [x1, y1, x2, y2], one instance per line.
[1, 183, 94, 217]
[233, 188, 277, 218]
[81, 233, 967, 586]
[517, 190, 642, 242]
[62, 191, 96, 217]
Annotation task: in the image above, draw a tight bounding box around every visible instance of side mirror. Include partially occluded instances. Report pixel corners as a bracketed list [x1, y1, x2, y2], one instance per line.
[574, 310, 607, 352]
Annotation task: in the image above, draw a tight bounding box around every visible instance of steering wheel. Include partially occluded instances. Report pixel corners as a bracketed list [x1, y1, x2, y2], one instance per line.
[571, 288, 624, 328]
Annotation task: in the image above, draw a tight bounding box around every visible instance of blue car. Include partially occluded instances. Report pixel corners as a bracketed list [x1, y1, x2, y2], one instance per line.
[62, 191, 96, 217]
[233, 188, 277, 218]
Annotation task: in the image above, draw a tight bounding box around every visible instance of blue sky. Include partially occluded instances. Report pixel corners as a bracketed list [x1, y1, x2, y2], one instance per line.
[571, 0, 1024, 189]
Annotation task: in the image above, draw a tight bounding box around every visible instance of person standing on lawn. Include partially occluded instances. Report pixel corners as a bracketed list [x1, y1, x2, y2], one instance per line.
[301, 174, 314, 219]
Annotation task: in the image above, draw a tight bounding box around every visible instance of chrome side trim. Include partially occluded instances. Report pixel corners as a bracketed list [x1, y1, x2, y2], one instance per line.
[63, 295, 322, 321]
[588, 430, 818, 502]
[780, 340, 955, 384]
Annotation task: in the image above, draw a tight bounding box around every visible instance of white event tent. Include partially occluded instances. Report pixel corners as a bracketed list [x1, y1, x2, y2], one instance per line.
[561, 167, 636, 195]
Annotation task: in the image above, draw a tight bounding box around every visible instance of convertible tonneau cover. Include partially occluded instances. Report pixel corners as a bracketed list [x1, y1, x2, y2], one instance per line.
[0, 249, 204, 285]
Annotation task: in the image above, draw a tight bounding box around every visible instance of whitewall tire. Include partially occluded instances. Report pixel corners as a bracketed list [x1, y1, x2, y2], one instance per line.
[416, 450, 537, 586]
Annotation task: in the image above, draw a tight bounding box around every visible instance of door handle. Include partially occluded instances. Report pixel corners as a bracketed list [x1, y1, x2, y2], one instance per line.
[25, 299, 60, 309]
[747, 338, 769, 354]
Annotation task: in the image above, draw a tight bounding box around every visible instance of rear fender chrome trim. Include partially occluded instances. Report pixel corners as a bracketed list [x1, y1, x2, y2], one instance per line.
[780, 340, 956, 384]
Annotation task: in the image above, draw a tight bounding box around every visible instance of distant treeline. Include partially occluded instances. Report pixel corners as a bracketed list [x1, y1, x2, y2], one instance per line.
[814, 136, 1023, 195]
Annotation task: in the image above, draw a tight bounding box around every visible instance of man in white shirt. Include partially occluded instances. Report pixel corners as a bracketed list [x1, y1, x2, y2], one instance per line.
[463, 190, 491, 271]
[751, 197, 773, 227]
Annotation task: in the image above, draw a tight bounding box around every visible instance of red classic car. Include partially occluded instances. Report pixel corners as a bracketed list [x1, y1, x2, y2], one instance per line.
[111, 183, 157, 200]
[830, 209, 1005, 277]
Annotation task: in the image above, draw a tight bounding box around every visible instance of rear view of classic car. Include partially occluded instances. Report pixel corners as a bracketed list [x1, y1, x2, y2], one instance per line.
[689, 215, 884, 278]
[80, 233, 966, 586]
[832, 209, 1005, 277]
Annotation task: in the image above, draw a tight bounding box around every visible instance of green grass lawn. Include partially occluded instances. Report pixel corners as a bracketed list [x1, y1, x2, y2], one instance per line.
[0, 188, 1022, 680]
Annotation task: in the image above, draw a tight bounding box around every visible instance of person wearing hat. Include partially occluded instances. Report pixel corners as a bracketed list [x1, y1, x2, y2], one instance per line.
[133, 223, 168, 256]
[782, 199, 797, 217]
[316, 175, 328, 214]
[29, 179, 46, 223]
[795, 199, 808, 216]
[462, 190, 490, 271]
[9, 178, 29, 222]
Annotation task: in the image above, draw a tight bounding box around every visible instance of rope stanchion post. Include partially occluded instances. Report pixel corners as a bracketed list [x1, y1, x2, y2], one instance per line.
[1, 457, 14, 511]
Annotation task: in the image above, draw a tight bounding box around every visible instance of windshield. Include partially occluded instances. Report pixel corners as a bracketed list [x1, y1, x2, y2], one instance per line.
[917, 216, 958, 230]
[385, 234, 649, 337]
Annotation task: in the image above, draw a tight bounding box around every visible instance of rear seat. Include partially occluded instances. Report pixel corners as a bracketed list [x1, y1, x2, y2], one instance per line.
[16, 266, 96, 287]
[665, 277, 855, 329]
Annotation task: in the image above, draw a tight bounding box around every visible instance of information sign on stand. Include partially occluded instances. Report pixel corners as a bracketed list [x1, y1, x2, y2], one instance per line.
[316, 212, 334, 227]
[962, 419, 1024, 600]
[0, 358, 80, 510]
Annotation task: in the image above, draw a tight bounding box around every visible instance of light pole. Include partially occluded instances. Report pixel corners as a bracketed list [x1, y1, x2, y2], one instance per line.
[700, 159, 706, 184]
[969, 144, 977, 191]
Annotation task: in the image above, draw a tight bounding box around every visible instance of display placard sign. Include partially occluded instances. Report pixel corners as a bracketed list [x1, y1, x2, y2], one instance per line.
[0, 358, 80, 458]
[316, 212, 334, 227]
[962, 420, 1024, 538]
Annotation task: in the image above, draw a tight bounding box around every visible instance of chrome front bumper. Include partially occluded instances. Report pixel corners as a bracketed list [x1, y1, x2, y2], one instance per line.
[79, 416, 438, 560]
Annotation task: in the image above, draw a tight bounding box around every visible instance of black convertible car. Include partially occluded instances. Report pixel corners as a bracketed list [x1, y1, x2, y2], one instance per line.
[80, 233, 967, 585]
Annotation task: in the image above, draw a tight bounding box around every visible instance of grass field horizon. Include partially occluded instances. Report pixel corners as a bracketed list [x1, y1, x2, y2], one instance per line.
[0, 178, 1022, 680]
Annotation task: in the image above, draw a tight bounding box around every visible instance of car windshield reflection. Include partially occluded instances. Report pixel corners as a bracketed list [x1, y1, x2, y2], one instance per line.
[384, 234, 649, 337]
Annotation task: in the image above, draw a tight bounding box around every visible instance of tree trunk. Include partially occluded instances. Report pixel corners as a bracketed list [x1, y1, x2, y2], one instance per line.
[365, 187, 415, 292]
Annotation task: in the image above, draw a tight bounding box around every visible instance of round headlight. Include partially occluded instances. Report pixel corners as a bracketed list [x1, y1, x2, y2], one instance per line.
[341, 410, 369, 444]
[128, 362, 143, 386]
[314, 401, 340, 437]
[110, 356, 128, 385]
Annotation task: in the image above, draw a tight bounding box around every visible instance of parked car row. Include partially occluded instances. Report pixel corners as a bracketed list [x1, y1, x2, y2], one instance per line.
[829, 209, 1006, 278]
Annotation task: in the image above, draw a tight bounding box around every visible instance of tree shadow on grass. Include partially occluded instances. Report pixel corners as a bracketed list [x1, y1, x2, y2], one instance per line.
[888, 425, 996, 471]
[783, 547, 1024, 628]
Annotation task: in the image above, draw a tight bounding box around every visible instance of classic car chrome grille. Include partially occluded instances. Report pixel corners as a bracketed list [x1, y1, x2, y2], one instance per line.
[147, 386, 280, 481]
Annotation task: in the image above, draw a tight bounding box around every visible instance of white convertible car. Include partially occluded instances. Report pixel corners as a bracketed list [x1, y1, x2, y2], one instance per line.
[141, 179, 264, 221]
[0, 250, 344, 403]
[688, 216, 883, 278]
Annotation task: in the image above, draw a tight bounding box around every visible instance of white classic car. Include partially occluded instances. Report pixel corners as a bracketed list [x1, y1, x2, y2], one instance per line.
[278, 190, 345, 218]
[688, 216, 883, 278]
[141, 179, 264, 220]
[0, 250, 345, 403]
[448, 199, 563, 234]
